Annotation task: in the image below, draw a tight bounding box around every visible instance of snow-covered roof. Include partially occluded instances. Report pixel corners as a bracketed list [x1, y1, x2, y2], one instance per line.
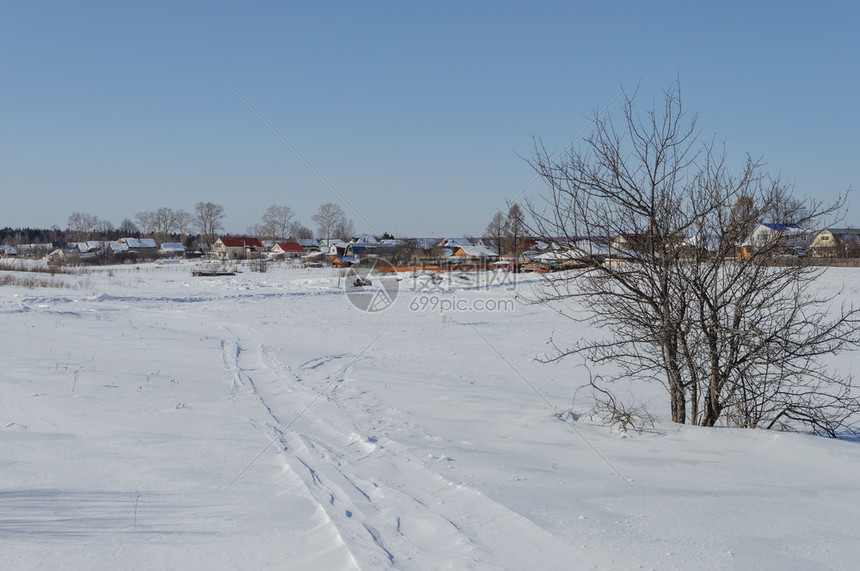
[105, 241, 129, 253]
[536, 240, 611, 262]
[442, 238, 473, 247]
[455, 245, 498, 259]
[351, 235, 379, 245]
[72, 241, 101, 253]
[321, 239, 348, 248]
[159, 242, 186, 252]
[412, 238, 439, 249]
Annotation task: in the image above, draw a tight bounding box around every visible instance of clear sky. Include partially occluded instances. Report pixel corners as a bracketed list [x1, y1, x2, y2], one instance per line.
[2, 1, 858, 238]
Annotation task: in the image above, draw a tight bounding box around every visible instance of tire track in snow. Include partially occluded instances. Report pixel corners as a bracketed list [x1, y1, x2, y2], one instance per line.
[224, 330, 408, 569]
[219, 331, 361, 569]
[284, 425, 585, 570]
[239, 337, 586, 569]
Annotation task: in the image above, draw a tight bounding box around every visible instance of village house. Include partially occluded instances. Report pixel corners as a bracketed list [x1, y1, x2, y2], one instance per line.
[69, 241, 103, 254]
[271, 242, 305, 259]
[737, 223, 809, 258]
[331, 255, 356, 268]
[297, 238, 320, 253]
[809, 228, 860, 257]
[452, 245, 498, 262]
[119, 238, 159, 256]
[321, 239, 349, 257]
[158, 242, 186, 257]
[15, 244, 53, 258]
[212, 237, 264, 260]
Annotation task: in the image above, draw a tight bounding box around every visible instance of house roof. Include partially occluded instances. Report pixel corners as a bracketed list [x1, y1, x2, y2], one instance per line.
[537, 240, 611, 262]
[412, 238, 439, 249]
[442, 238, 473, 247]
[454, 245, 498, 258]
[821, 228, 860, 236]
[217, 237, 264, 248]
[71, 241, 101, 253]
[275, 242, 305, 253]
[757, 223, 805, 233]
[159, 242, 186, 251]
[321, 239, 348, 248]
[105, 241, 129, 252]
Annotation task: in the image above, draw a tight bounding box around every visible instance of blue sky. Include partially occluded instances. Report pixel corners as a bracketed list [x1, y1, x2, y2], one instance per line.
[2, 1, 858, 237]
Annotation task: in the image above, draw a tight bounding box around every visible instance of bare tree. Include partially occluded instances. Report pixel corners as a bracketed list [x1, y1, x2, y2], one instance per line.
[506, 203, 526, 257]
[245, 223, 264, 238]
[260, 205, 295, 243]
[135, 211, 156, 236]
[485, 212, 506, 256]
[118, 218, 139, 236]
[333, 218, 354, 242]
[312, 203, 348, 244]
[292, 223, 313, 240]
[95, 218, 114, 239]
[67, 212, 99, 242]
[528, 83, 860, 436]
[194, 202, 225, 245]
[152, 207, 178, 240]
[173, 209, 194, 244]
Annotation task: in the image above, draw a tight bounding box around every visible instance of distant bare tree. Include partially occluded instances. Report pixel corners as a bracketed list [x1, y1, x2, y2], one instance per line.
[333, 218, 354, 242]
[118, 218, 139, 236]
[312, 203, 348, 244]
[292, 223, 313, 240]
[506, 203, 526, 256]
[485, 212, 505, 256]
[95, 218, 114, 239]
[173, 209, 194, 244]
[528, 83, 860, 436]
[194, 202, 225, 244]
[245, 223, 264, 238]
[152, 207, 178, 240]
[135, 211, 156, 236]
[260, 205, 295, 243]
[67, 212, 99, 242]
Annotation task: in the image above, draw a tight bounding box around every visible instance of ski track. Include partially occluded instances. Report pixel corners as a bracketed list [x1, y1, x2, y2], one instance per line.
[221, 324, 583, 569]
[220, 330, 361, 570]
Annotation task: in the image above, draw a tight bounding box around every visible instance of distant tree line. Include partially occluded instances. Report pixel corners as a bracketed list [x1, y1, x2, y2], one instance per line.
[1, 201, 361, 249]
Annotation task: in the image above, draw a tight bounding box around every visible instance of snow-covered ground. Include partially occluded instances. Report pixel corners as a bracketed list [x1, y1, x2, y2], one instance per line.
[2, 260, 859, 570]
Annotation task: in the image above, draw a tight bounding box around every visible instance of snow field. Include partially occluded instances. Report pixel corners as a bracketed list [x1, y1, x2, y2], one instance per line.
[1, 261, 859, 569]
